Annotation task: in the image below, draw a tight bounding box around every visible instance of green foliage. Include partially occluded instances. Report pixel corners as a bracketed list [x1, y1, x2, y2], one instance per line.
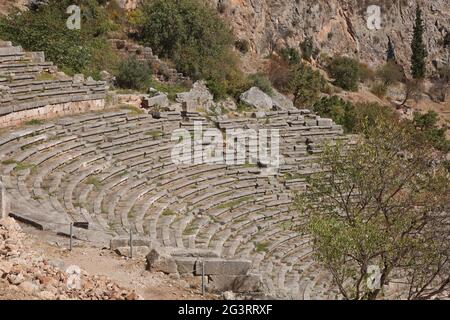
[0, 0, 119, 77]
[85, 176, 102, 188]
[248, 73, 273, 96]
[288, 62, 326, 107]
[313, 96, 356, 133]
[313, 97, 397, 134]
[149, 79, 191, 101]
[116, 57, 151, 90]
[25, 119, 44, 126]
[411, 5, 428, 79]
[280, 47, 301, 65]
[300, 36, 315, 62]
[327, 56, 360, 91]
[413, 111, 450, 153]
[297, 118, 450, 300]
[119, 104, 144, 115]
[235, 39, 250, 54]
[136, 0, 242, 99]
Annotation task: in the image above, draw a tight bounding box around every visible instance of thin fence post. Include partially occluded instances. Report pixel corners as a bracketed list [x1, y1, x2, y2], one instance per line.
[69, 223, 73, 251]
[129, 229, 133, 259]
[201, 260, 205, 295]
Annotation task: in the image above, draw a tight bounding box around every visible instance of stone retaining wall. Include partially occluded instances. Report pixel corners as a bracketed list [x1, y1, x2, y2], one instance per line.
[0, 99, 108, 128]
[109, 39, 190, 85]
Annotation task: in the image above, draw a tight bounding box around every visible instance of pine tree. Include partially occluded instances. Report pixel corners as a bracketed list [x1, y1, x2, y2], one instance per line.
[411, 5, 427, 79]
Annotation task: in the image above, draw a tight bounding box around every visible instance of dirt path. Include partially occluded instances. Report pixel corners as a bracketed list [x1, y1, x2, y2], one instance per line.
[1, 222, 218, 300]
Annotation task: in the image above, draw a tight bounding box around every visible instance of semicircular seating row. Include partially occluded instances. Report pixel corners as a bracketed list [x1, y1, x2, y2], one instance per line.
[0, 109, 347, 299]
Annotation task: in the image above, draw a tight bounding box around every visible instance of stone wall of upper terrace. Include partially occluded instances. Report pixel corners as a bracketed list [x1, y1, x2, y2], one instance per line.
[109, 39, 191, 85]
[0, 40, 108, 128]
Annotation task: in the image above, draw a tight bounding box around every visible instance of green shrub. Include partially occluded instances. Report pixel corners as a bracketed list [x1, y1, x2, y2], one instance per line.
[248, 73, 273, 96]
[313, 96, 356, 133]
[413, 111, 450, 152]
[313, 97, 396, 134]
[288, 62, 326, 107]
[327, 56, 360, 91]
[235, 39, 250, 54]
[116, 57, 151, 90]
[280, 47, 301, 65]
[136, 0, 242, 99]
[0, 0, 118, 77]
[300, 37, 315, 61]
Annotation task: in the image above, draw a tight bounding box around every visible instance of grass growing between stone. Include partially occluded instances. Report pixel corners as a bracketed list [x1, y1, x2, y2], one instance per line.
[25, 119, 44, 126]
[145, 130, 163, 138]
[162, 208, 176, 216]
[217, 196, 252, 210]
[119, 104, 144, 115]
[149, 80, 191, 101]
[255, 241, 270, 253]
[85, 176, 102, 189]
[13, 162, 35, 172]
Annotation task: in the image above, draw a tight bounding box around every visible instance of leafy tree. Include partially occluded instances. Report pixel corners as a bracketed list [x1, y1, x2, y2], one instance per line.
[248, 73, 273, 96]
[327, 57, 360, 91]
[288, 63, 326, 107]
[280, 47, 301, 65]
[297, 118, 450, 300]
[136, 0, 241, 99]
[313, 96, 355, 133]
[116, 57, 151, 90]
[411, 5, 428, 79]
[413, 111, 450, 153]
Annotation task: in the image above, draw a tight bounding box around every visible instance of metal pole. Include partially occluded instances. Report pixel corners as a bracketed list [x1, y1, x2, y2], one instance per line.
[129, 229, 133, 259]
[201, 260, 205, 295]
[69, 223, 73, 251]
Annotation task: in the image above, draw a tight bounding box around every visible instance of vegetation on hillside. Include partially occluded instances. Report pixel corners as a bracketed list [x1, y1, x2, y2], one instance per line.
[297, 117, 450, 300]
[133, 0, 247, 99]
[411, 5, 428, 79]
[326, 56, 361, 91]
[0, 0, 120, 78]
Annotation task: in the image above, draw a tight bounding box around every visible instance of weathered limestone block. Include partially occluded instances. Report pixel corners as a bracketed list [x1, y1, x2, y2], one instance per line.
[174, 257, 197, 274]
[316, 117, 333, 126]
[176, 81, 213, 112]
[208, 274, 264, 293]
[240, 87, 273, 111]
[271, 89, 294, 110]
[0, 181, 10, 219]
[142, 94, 169, 109]
[115, 246, 149, 257]
[194, 259, 252, 276]
[73, 74, 85, 83]
[110, 237, 153, 250]
[146, 248, 178, 274]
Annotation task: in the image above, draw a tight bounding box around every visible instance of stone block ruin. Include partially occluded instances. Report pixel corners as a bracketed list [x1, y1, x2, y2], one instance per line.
[0, 42, 349, 299]
[0, 40, 108, 128]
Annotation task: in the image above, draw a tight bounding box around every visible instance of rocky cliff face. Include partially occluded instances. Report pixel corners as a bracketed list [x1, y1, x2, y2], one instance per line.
[211, 0, 449, 73]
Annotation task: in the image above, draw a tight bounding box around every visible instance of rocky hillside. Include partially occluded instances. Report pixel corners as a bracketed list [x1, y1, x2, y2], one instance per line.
[212, 0, 449, 73]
